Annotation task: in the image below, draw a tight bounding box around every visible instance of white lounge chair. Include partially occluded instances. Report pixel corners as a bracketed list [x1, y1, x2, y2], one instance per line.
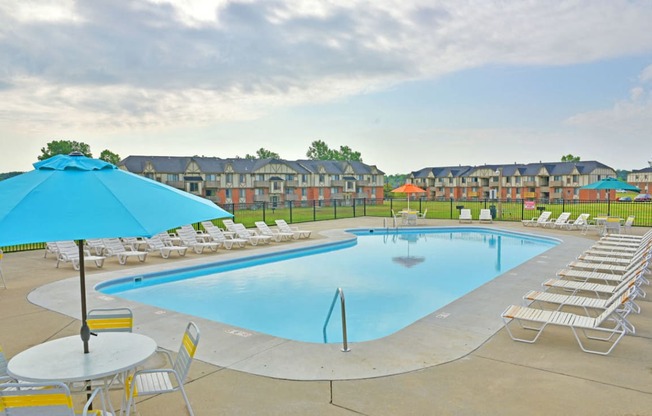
[544, 212, 571, 228]
[622, 215, 635, 234]
[542, 269, 646, 300]
[201, 221, 247, 249]
[478, 209, 492, 223]
[102, 238, 148, 265]
[55, 241, 105, 270]
[564, 213, 590, 230]
[255, 221, 294, 242]
[85, 238, 106, 255]
[275, 219, 311, 239]
[523, 284, 637, 334]
[177, 227, 220, 254]
[522, 211, 552, 227]
[555, 265, 648, 292]
[501, 289, 632, 355]
[232, 223, 272, 245]
[459, 209, 472, 223]
[44, 241, 60, 258]
[146, 235, 189, 258]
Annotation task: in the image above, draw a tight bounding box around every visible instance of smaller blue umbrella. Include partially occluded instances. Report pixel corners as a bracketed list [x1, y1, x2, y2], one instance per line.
[0, 153, 233, 352]
[580, 177, 640, 192]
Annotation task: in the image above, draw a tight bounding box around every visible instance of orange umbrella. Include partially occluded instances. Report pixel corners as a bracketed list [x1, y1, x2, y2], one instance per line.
[391, 183, 426, 211]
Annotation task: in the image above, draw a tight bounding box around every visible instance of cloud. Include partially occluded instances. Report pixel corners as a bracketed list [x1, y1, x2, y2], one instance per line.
[2, 0, 652, 132]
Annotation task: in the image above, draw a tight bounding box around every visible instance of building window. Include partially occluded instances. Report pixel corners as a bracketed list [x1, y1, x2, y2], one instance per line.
[301, 174, 308, 183]
[302, 188, 307, 196]
[206, 174, 216, 181]
[239, 174, 246, 184]
[226, 173, 233, 184]
[168, 174, 179, 181]
[225, 189, 232, 198]
[189, 183, 199, 192]
[319, 174, 325, 183]
[286, 174, 294, 181]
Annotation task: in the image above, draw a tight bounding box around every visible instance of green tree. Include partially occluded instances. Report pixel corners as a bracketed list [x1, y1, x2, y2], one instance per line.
[306, 140, 334, 160]
[245, 148, 280, 159]
[561, 154, 580, 162]
[306, 140, 363, 161]
[99, 149, 121, 165]
[38, 140, 92, 160]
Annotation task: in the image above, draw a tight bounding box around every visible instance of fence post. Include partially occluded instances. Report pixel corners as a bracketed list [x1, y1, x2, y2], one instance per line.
[353, 198, 356, 217]
[450, 198, 453, 219]
[313, 200, 316, 221]
[364, 198, 367, 216]
[262, 202, 266, 222]
[334, 199, 337, 219]
[289, 202, 293, 223]
[521, 199, 524, 220]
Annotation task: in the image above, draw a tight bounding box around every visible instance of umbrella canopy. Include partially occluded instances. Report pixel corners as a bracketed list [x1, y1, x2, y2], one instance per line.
[0, 153, 233, 352]
[391, 183, 426, 211]
[580, 177, 640, 192]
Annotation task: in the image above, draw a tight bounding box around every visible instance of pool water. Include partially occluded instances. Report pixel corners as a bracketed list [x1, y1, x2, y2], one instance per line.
[99, 228, 557, 343]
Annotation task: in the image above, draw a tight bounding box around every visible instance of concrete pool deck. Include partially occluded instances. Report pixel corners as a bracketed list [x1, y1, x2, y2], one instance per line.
[1, 218, 652, 415]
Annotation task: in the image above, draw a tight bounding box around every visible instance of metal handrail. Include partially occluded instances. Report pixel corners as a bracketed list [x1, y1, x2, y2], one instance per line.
[322, 288, 350, 352]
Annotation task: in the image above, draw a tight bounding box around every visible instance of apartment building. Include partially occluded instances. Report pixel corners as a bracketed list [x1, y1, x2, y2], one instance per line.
[409, 161, 617, 201]
[627, 162, 652, 195]
[120, 156, 385, 206]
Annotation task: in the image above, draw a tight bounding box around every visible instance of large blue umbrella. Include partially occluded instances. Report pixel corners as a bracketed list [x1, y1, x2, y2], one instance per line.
[580, 177, 640, 192]
[0, 153, 233, 352]
[580, 177, 640, 216]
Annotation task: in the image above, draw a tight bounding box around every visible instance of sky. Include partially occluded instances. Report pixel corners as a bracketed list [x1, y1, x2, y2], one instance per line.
[1, 0, 652, 175]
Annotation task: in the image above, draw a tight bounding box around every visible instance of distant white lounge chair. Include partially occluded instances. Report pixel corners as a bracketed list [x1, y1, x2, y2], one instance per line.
[522, 211, 552, 227]
[146, 235, 188, 258]
[55, 241, 105, 270]
[201, 221, 247, 249]
[102, 238, 148, 265]
[459, 209, 472, 223]
[544, 212, 571, 228]
[478, 209, 493, 223]
[254, 221, 293, 242]
[275, 219, 311, 239]
[177, 226, 221, 254]
[232, 223, 272, 245]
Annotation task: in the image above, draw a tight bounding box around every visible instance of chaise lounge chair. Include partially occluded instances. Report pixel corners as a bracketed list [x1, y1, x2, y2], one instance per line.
[522, 211, 552, 227]
[201, 221, 247, 249]
[459, 209, 472, 223]
[501, 289, 632, 355]
[146, 235, 189, 258]
[255, 221, 294, 242]
[231, 223, 272, 245]
[55, 240, 105, 270]
[544, 212, 571, 228]
[177, 226, 221, 254]
[564, 213, 590, 230]
[102, 238, 148, 265]
[275, 219, 311, 239]
[478, 209, 493, 223]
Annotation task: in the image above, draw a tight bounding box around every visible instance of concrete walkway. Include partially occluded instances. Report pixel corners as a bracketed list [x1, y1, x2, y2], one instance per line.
[1, 218, 651, 415]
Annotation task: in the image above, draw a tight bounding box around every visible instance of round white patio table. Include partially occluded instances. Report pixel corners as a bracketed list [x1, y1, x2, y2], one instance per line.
[7, 332, 157, 383]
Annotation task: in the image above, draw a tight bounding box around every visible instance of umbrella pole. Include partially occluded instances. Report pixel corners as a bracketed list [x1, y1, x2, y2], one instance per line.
[77, 240, 90, 354]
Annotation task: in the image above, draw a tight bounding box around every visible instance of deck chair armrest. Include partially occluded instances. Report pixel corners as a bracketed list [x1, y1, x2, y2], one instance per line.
[82, 386, 108, 414]
[153, 347, 174, 366]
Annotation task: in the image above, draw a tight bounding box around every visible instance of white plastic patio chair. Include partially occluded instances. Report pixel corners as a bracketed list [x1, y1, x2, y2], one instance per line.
[459, 209, 472, 223]
[478, 209, 493, 223]
[201, 221, 247, 249]
[125, 322, 200, 416]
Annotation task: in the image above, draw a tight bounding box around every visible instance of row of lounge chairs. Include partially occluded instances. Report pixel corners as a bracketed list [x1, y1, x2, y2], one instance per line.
[522, 211, 635, 234]
[44, 220, 312, 268]
[501, 230, 651, 355]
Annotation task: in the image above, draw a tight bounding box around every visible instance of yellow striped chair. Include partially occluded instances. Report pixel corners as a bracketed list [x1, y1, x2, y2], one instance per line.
[0, 381, 107, 415]
[87, 308, 133, 333]
[125, 322, 200, 416]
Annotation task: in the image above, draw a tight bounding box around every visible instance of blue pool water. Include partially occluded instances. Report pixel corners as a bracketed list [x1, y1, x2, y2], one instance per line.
[99, 228, 557, 343]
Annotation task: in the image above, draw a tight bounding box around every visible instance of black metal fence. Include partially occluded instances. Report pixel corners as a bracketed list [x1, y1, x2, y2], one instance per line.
[3, 197, 650, 253]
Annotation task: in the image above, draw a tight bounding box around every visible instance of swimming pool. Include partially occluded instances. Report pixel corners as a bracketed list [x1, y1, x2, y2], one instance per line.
[98, 228, 558, 344]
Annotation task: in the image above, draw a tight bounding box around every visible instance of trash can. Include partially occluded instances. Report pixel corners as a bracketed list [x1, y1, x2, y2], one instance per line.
[489, 205, 496, 219]
[455, 205, 464, 212]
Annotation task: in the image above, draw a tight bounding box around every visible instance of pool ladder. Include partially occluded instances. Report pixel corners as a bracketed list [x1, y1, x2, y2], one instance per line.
[323, 288, 351, 352]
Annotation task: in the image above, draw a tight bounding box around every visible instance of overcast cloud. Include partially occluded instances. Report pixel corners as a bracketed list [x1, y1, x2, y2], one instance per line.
[1, 0, 652, 173]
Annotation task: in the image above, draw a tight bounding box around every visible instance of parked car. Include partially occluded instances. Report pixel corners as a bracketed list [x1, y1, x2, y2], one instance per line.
[634, 193, 652, 202]
[618, 196, 632, 202]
